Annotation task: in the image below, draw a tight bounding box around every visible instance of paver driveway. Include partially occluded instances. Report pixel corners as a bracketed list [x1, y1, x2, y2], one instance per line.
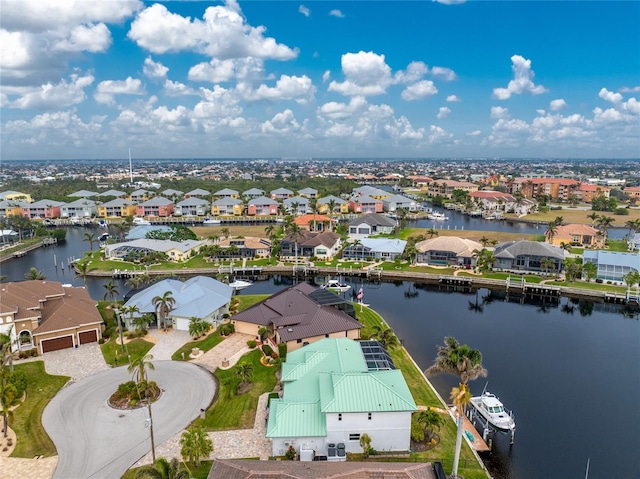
[42, 361, 215, 479]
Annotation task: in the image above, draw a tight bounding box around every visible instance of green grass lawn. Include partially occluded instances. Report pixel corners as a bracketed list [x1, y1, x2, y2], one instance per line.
[548, 279, 628, 292]
[101, 337, 154, 367]
[457, 272, 545, 284]
[235, 294, 270, 313]
[122, 460, 213, 479]
[172, 330, 225, 361]
[10, 361, 69, 458]
[194, 349, 278, 431]
[606, 239, 629, 252]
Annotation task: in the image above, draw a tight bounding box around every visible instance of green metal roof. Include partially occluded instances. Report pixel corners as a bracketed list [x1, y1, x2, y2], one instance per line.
[266, 400, 326, 438]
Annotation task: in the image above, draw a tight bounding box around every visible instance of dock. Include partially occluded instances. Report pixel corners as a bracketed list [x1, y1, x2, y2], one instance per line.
[444, 406, 490, 452]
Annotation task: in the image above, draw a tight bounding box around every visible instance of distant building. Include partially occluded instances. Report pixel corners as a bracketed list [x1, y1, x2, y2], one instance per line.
[97, 198, 137, 218]
[348, 195, 383, 214]
[136, 196, 174, 217]
[317, 195, 349, 214]
[61, 199, 98, 218]
[212, 197, 244, 216]
[547, 224, 604, 248]
[0, 190, 32, 203]
[428, 179, 479, 198]
[174, 197, 210, 217]
[247, 196, 278, 216]
[22, 200, 65, 219]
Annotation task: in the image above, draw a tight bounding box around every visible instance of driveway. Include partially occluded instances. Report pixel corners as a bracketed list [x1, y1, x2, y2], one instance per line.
[18, 343, 108, 382]
[42, 361, 215, 479]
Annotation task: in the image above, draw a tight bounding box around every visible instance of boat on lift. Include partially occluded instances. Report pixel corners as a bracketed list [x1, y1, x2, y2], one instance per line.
[132, 217, 151, 226]
[470, 390, 516, 433]
[321, 279, 351, 293]
[228, 279, 252, 291]
[427, 211, 449, 221]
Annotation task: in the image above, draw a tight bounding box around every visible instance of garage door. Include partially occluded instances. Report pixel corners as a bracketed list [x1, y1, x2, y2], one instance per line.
[41, 335, 74, 353]
[79, 330, 98, 344]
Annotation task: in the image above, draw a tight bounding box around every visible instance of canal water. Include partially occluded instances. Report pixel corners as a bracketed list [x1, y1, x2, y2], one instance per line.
[2, 227, 638, 479]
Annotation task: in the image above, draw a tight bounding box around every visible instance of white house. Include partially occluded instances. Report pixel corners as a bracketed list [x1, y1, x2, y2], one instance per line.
[61, 198, 98, 218]
[382, 194, 418, 212]
[174, 197, 210, 216]
[348, 213, 397, 239]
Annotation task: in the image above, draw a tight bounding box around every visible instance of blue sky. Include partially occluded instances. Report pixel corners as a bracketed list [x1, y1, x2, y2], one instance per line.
[1, 0, 639, 160]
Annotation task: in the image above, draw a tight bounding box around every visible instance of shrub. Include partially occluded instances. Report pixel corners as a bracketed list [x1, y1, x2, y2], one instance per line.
[98, 338, 105, 345]
[8, 370, 28, 396]
[285, 445, 296, 460]
[614, 208, 629, 215]
[278, 343, 287, 360]
[129, 399, 137, 407]
[411, 417, 425, 442]
[595, 278, 603, 284]
[219, 323, 235, 336]
[247, 340, 257, 349]
[262, 344, 274, 357]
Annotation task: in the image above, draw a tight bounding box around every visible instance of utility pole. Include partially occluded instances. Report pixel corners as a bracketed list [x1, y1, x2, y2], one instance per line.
[115, 308, 125, 354]
[147, 401, 156, 462]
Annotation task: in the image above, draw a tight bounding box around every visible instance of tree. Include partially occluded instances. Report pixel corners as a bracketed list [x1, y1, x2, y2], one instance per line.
[564, 258, 582, 282]
[359, 433, 373, 458]
[370, 324, 399, 350]
[128, 353, 155, 384]
[479, 235, 489, 247]
[540, 257, 554, 275]
[595, 215, 615, 238]
[134, 457, 189, 479]
[285, 221, 302, 264]
[426, 337, 487, 479]
[0, 381, 19, 438]
[235, 362, 254, 386]
[102, 280, 120, 307]
[582, 262, 597, 282]
[188, 317, 209, 339]
[417, 409, 445, 441]
[426, 228, 439, 239]
[152, 290, 176, 331]
[221, 227, 230, 239]
[587, 212, 599, 225]
[83, 232, 97, 251]
[545, 221, 558, 242]
[24, 267, 46, 280]
[180, 426, 213, 467]
[75, 261, 91, 286]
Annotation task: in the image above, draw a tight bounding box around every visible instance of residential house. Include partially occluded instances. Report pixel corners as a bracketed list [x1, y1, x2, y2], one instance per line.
[624, 186, 640, 202]
[161, 188, 184, 200]
[547, 224, 604, 248]
[382, 194, 418, 212]
[174, 197, 210, 217]
[232, 283, 362, 352]
[428, 179, 479, 198]
[125, 225, 172, 241]
[294, 214, 333, 232]
[247, 196, 278, 216]
[0, 190, 32, 203]
[122, 276, 231, 331]
[342, 238, 407, 261]
[184, 188, 210, 198]
[136, 197, 174, 217]
[470, 191, 517, 212]
[0, 281, 103, 354]
[628, 233, 640, 252]
[352, 185, 391, 200]
[283, 196, 310, 215]
[265, 337, 416, 458]
[349, 195, 383, 214]
[415, 237, 482, 267]
[280, 231, 342, 259]
[68, 189, 98, 198]
[129, 189, 152, 203]
[104, 238, 207, 262]
[213, 188, 239, 199]
[0, 200, 28, 217]
[22, 200, 64, 219]
[97, 198, 137, 218]
[97, 189, 127, 199]
[271, 187, 294, 200]
[212, 197, 244, 216]
[61, 199, 98, 218]
[348, 213, 396, 238]
[582, 250, 640, 283]
[242, 188, 265, 199]
[317, 195, 349, 214]
[493, 240, 565, 273]
[216, 237, 271, 258]
[297, 187, 318, 199]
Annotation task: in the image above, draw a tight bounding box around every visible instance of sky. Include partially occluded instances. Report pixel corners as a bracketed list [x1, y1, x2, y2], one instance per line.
[1, 0, 639, 161]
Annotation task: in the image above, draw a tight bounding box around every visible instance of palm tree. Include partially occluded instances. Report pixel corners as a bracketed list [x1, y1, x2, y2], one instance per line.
[596, 215, 615, 239]
[479, 235, 489, 247]
[83, 232, 97, 251]
[587, 212, 599, 225]
[264, 224, 275, 239]
[625, 219, 640, 238]
[426, 228, 439, 239]
[134, 457, 189, 479]
[24, 267, 46, 280]
[128, 353, 155, 384]
[540, 257, 554, 275]
[545, 221, 558, 242]
[152, 290, 176, 331]
[285, 222, 302, 264]
[180, 426, 213, 468]
[75, 261, 91, 286]
[188, 317, 208, 339]
[221, 227, 230, 239]
[370, 324, 399, 350]
[350, 238, 362, 261]
[0, 381, 19, 438]
[417, 409, 445, 441]
[102, 280, 120, 307]
[235, 362, 254, 386]
[426, 336, 487, 479]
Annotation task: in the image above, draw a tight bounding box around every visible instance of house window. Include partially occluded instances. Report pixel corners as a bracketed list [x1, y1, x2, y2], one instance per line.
[349, 433, 360, 441]
[338, 414, 342, 421]
[368, 413, 372, 420]
[325, 334, 329, 338]
[297, 339, 302, 344]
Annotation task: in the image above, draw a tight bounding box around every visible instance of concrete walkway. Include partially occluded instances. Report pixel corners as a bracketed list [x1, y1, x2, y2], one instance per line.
[146, 329, 192, 360]
[193, 332, 254, 373]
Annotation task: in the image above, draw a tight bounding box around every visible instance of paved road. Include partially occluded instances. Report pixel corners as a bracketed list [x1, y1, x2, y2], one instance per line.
[42, 361, 215, 479]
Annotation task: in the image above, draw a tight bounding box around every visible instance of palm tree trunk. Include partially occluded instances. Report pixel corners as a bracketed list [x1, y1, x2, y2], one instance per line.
[452, 412, 464, 477]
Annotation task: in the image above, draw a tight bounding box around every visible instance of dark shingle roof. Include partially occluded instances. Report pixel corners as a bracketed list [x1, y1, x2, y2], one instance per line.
[348, 213, 396, 228]
[494, 240, 564, 260]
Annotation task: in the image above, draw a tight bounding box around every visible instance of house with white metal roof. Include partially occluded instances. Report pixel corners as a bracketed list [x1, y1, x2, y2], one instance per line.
[104, 238, 207, 262]
[343, 238, 407, 261]
[494, 240, 565, 273]
[582, 250, 640, 283]
[175, 196, 210, 216]
[266, 337, 416, 458]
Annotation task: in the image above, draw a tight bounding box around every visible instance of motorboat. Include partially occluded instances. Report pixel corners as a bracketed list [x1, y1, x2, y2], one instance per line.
[470, 391, 516, 433]
[203, 218, 221, 225]
[132, 217, 151, 226]
[427, 212, 449, 221]
[229, 279, 252, 291]
[321, 280, 351, 293]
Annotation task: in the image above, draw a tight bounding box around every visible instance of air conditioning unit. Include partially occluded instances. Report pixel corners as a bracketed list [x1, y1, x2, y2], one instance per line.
[284, 441, 291, 447]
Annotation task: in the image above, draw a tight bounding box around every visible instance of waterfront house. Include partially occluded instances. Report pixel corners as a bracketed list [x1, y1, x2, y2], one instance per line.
[342, 238, 407, 261]
[348, 213, 396, 238]
[297, 187, 318, 199]
[215, 236, 271, 258]
[283, 196, 310, 215]
[265, 337, 416, 458]
[122, 276, 231, 331]
[582, 250, 640, 283]
[382, 194, 418, 212]
[174, 197, 210, 217]
[242, 188, 265, 199]
[212, 197, 244, 216]
[213, 188, 239, 199]
[135, 196, 174, 217]
[97, 198, 137, 218]
[470, 191, 517, 212]
[184, 188, 210, 198]
[317, 195, 349, 214]
[104, 238, 207, 262]
[0, 190, 32, 203]
[68, 189, 99, 199]
[0, 281, 102, 354]
[97, 189, 127, 199]
[270, 187, 294, 200]
[0, 200, 28, 218]
[22, 200, 64, 219]
[161, 189, 184, 201]
[232, 283, 362, 352]
[547, 224, 604, 248]
[415, 236, 483, 267]
[129, 189, 152, 203]
[352, 185, 391, 200]
[60, 198, 98, 218]
[348, 195, 383, 214]
[280, 230, 341, 259]
[493, 240, 565, 273]
[293, 213, 333, 232]
[247, 196, 278, 216]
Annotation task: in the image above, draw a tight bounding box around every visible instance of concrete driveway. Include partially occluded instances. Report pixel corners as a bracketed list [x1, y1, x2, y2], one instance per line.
[42, 361, 215, 479]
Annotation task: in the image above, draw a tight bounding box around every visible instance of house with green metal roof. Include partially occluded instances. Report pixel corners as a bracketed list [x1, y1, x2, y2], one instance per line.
[266, 337, 417, 459]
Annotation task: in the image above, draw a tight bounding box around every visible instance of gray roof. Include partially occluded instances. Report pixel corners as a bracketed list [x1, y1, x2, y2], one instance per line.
[186, 188, 210, 196]
[494, 240, 565, 260]
[248, 196, 278, 205]
[130, 189, 149, 196]
[357, 238, 407, 254]
[105, 238, 206, 255]
[161, 188, 183, 196]
[68, 189, 98, 198]
[351, 194, 381, 204]
[97, 189, 127, 197]
[382, 194, 415, 204]
[283, 196, 309, 206]
[270, 187, 293, 195]
[125, 225, 172, 240]
[214, 188, 239, 196]
[232, 283, 362, 341]
[242, 188, 265, 196]
[348, 213, 396, 228]
[213, 197, 243, 206]
[353, 185, 389, 197]
[284, 230, 340, 248]
[298, 187, 318, 195]
[62, 198, 97, 207]
[317, 195, 346, 205]
[139, 196, 173, 206]
[177, 197, 210, 206]
[28, 199, 66, 208]
[101, 198, 134, 207]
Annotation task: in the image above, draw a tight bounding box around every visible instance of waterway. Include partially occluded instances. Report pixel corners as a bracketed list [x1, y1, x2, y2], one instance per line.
[1, 227, 639, 479]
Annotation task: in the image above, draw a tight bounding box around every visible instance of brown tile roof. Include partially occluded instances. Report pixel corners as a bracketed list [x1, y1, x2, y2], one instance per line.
[208, 459, 436, 479]
[293, 214, 333, 226]
[555, 224, 600, 236]
[0, 280, 65, 319]
[232, 284, 362, 342]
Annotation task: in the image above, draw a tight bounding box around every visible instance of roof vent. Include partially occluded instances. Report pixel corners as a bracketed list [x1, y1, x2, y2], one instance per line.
[287, 328, 293, 332]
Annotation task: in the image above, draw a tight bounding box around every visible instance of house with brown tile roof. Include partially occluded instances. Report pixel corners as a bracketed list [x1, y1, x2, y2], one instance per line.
[546, 223, 604, 248]
[231, 283, 362, 352]
[0, 281, 103, 354]
[293, 213, 334, 232]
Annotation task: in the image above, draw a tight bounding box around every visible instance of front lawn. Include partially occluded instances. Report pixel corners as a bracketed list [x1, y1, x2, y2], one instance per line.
[10, 361, 69, 458]
[172, 330, 225, 361]
[101, 337, 154, 367]
[194, 349, 278, 431]
[122, 460, 213, 479]
[235, 294, 270, 313]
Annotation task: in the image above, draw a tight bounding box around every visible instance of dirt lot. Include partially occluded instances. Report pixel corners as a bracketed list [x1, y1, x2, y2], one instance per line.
[509, 207, 640, 225]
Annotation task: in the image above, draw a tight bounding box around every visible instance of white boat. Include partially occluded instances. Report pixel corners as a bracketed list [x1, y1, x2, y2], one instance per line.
[470, 391, 516, 433]
[321, 280, 351, 293]
[132, 217, 151, 226]
[203, 218, 221, 225]
[427, 212, 449, 221]
[229, 279, 252, 291]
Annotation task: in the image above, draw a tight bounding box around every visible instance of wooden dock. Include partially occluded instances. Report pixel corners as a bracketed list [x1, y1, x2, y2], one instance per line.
[447, 406, 490, 452]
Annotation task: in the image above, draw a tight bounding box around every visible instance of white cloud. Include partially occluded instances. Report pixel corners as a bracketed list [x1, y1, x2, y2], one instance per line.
[619, 86, 640, 93]
[329, 9, 345, 18]
[401, 80, 438, 101]
[94, 77, 145, 105]
[493, 54, 548, 100]
[446, 95, 461, 102]
[0, 30, 32, 70]
[394, 61, 428, 84]
[430, 66, 457, 81]
[598, 87, 623, 103]
[298, 5, 310, 17]
[188, 57, 264, 83]
[490, 106, 509, 119]
[163, 80, 199, 97]
[52, 23, 112, 53]
[328, 51, 392, 96]
[128, 2, 298, 60]
[8, 74, 95, 110]
[143, 57, 169, 80]
[243, 75, 316, 103]
[262, 109, 300, 134]
[467, 130, 481, 136]
[550, 99, 567, 111]
[437, 107, 451, 119]
[322, 70, 331, 83]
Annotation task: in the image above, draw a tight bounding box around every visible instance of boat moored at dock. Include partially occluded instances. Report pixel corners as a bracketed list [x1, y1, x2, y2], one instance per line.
[470, 390, 516, 435]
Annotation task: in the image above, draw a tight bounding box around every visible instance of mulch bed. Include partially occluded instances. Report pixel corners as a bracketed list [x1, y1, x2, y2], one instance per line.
[410, 434, 441, 452]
